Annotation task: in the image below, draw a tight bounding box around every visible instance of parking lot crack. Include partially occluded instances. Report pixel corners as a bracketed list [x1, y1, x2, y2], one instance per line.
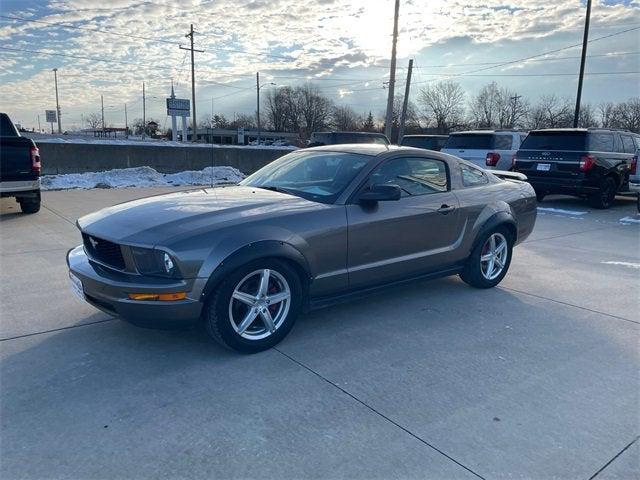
[588, 435, 639, 479]
[0, 318, 117, 342]
[275, 347, 486, 480]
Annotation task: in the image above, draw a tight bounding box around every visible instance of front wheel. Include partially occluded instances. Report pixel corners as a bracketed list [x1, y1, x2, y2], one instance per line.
[19, 197, 41, 214]
[460, 227, 514, 289]
[203, 259, 303, 353]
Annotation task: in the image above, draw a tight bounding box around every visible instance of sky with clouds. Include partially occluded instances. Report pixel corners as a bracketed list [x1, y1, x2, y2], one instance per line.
[0, 0, 638, 131]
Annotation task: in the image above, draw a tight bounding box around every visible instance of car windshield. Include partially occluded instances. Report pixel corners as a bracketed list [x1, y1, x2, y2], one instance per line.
[520, 132, 587, 151]
[445, 134, 493, 149]
[241, 150, 371, 204]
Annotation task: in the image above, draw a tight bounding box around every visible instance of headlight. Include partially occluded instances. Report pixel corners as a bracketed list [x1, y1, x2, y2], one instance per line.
[130, 247, 180, 278]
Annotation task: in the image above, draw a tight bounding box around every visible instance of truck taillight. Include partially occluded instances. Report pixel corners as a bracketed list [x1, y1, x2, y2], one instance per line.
[631, 155, 638, 175]
[486, 152, 500, 167]
[30, 146, 41, 174]
[579, 154, 595, 172]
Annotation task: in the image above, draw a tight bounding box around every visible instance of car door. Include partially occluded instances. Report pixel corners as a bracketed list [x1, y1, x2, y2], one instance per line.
[346, 156, 464, 290]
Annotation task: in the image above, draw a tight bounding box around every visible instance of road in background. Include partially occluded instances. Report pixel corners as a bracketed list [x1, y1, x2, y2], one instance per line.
[1, 189, 638, 479]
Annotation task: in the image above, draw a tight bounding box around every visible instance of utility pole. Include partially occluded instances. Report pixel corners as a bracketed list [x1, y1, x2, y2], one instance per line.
[124, 103, 128, 138]
[180, 24, 204, 142]
[52, 68, 62, 133]
[397, 59, 413, 144]
[37, 115, 41, 133]
[142, 82, 146, 140]
[384, 0, 401, 140]
[256, 72, 261, 144]
[573, 0, 592, 128]
[101, 95, 105, 133]
[509, 94, 522, 128]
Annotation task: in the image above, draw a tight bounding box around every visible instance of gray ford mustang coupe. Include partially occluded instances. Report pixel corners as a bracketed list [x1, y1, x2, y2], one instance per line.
[67, 145, 537, 352]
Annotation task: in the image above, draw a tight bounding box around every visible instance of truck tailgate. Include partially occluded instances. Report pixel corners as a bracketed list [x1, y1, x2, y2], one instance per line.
[0, 137, 36, 182]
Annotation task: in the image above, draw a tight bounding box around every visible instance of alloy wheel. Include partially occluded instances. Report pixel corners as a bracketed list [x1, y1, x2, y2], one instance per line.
[228, 269, 291, 340]
[480, 233, 509, 281]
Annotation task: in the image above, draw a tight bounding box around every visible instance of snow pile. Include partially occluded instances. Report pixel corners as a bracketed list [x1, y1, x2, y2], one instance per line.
[34, 136, 298, 150]
[536, 207, 588, 216]
[41, 166, 244, 191]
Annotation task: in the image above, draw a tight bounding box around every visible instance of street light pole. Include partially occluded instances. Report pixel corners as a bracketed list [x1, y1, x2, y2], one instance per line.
[573, 0, 592, 128]
[384, 0, 400, 140]
[256, 72, 261, 144]
[52, 68, 62, 133]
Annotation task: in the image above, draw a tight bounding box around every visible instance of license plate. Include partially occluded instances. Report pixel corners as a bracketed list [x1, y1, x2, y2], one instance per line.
[537, 163, 551, 171]
[69, 272, 85, 301]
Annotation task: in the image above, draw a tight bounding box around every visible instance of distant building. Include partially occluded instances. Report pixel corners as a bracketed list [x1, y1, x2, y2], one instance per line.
[181, 128, 299, 146]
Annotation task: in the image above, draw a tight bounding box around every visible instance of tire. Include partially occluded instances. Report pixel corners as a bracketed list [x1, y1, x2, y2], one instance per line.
[19, 198, 40, 214]
[460, 226, 514, 289]
[588, 177, 616, 209]
[534, 189, 545, 202]
[203, 258, 303, 353]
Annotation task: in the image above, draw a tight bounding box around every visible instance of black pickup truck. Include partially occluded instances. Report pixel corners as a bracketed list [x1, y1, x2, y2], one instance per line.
[0, 112, 41, 213]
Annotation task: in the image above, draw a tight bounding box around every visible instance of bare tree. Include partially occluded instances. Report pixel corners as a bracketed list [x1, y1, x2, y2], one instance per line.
[614, 97, 640, 133]
[332, 105, 360, 131]
[470, 82, 528, 129]
[84, 112, 102, 130]
[297, 84, 333, 138]
[361, 111, 376, 132]
[528, 95, 573, 129]
[598, 102, 616, 128]
[577, 103, 598, 128]
[418, 81, 465, 133]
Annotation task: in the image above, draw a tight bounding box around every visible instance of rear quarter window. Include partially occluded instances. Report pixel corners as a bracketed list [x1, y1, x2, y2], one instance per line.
[588, 133, 614, 152]
[621, 135, 636, 153]
[460, 164, 489, 187]
[494, 135, 513, 150]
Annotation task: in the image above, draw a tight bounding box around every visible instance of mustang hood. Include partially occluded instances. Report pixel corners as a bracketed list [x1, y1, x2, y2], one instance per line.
[77, 185, 321, 246]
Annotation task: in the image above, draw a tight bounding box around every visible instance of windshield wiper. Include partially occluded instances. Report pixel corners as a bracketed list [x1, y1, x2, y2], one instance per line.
[256, 185, 298, 196]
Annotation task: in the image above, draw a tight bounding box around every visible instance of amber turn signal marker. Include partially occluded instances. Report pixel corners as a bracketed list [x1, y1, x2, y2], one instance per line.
[128, 292, 187, 301]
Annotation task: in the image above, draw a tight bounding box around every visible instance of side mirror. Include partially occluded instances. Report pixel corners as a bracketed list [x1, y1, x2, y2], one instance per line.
[358, 184, 402, 202]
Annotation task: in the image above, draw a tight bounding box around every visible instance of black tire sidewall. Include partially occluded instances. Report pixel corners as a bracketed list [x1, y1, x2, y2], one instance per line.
[590, 177, 616, 209]
[461, 226, 514, 289]
[205, 259, 303, 353]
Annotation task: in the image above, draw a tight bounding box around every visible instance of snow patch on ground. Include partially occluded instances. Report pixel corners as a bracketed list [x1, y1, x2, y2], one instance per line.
[619, 216, 640, 224]
[537, 207, 589, 216]
[41, 166, 244, 191]
[601, 261, 640, 269]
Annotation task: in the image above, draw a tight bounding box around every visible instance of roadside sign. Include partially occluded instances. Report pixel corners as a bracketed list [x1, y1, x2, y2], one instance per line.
[166, 98, 190, 116]
[45, 110, 57, 123]
[237, 127, 245, 144]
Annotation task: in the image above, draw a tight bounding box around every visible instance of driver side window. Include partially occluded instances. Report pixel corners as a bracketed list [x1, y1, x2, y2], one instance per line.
[370, 157, 449, 197]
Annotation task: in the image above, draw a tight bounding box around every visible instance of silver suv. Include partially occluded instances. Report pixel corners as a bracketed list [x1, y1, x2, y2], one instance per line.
[442, 130, 527, 171]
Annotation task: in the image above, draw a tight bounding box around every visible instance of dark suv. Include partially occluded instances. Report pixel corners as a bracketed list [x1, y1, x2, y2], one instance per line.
[308, 131, 389, 147]
[513, 128, 639, 208]
[400, 134, 448, 151]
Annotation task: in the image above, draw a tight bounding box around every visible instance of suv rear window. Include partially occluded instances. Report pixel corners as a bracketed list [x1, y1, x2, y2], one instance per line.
[494, 135, 513, 150]
[520, 132, 586, 151]
[0, 114, 19, 137]
[401, 137, 445, 149]
[445, 134, 492, 149]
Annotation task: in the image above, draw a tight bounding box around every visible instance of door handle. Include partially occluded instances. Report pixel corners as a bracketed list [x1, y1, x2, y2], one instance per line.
[437, 204, 456, 214]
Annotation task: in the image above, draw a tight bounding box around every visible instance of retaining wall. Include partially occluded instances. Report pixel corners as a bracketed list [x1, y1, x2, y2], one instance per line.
[37, 143, 294, 175]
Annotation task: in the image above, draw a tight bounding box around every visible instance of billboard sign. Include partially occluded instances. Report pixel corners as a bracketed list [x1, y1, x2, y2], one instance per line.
[45, 110, 57, 123]
[166, 98, 190, 116]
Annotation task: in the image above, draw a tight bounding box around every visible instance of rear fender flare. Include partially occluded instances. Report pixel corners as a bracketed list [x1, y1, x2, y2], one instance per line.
[200, 240, 312, 301]
[471, 210, 517, 253]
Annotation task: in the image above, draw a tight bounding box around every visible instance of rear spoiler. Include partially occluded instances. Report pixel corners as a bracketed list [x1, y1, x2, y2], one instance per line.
[491, 170, 528, 181]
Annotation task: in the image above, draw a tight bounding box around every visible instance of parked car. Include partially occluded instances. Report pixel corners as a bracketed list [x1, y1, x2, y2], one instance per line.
[442, 130, 527, 171]
[0, 112, 41, 213]
[67, 144, 537, 353]
[308, 131, 389, 147]
[400, 134, 448, 151]
[513, 128, 639, 208]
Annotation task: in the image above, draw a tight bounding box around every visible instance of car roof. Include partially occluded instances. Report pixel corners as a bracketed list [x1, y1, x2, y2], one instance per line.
[305, 144, 394, 156]
[402, 134, 448, 138]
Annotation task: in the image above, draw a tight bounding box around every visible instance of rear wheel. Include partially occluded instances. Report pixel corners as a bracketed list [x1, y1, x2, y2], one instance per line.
[588, 177, 616, 209]
[203, 259, 302, 353]
[461, 227, 513, 289]
[19, 197, 40, 214]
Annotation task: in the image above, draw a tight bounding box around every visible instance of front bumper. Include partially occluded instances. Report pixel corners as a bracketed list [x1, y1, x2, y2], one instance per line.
[67, 245, 206, 329]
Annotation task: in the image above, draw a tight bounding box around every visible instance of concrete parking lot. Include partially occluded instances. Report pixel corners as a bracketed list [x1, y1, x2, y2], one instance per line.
[1, 188, 638, 479]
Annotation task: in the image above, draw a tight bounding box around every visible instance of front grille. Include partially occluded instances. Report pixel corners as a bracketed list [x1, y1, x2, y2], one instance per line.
[82, 233, 126, 270]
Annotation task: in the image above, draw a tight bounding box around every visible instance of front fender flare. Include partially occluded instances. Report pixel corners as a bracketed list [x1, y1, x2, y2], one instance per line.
[200, 240, 312, 301]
